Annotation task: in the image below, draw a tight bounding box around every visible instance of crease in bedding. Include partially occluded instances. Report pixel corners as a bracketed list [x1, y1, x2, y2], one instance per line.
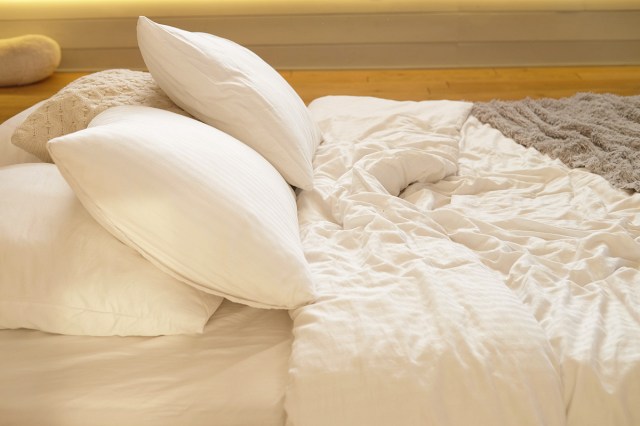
[287, 96, 640, 426]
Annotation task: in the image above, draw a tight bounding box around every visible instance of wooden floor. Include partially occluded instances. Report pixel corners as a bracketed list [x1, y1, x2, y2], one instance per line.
[1, 66, 639, 123]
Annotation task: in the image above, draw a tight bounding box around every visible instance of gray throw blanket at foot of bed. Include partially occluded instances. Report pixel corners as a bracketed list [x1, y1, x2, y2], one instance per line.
[472, 93, 640, 192]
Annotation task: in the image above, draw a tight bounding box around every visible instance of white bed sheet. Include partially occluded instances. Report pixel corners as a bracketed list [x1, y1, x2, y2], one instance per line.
[0, 300, 292, 426]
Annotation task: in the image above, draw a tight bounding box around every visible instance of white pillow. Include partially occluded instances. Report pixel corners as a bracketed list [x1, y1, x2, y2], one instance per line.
[48, 106, 315, 309]
[137, 16, 321, 190]
[0, 163, 222, 337]
[0, 103, 42, 167]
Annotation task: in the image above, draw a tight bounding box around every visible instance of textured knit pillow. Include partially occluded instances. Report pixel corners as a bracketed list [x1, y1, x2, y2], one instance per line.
[0, 102, 42, 167]
[11, 69, 187, 162]
[137, 16, 322, 190]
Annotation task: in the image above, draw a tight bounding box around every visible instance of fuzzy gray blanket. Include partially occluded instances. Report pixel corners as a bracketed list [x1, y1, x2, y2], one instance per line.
[472, 93, 640, 192]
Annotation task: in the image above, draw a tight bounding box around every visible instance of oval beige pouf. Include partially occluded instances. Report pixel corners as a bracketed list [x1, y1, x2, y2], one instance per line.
[0, 35, 61, 86]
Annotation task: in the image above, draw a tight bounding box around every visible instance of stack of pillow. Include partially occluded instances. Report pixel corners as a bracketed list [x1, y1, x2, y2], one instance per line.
[0, 17, 320, 337]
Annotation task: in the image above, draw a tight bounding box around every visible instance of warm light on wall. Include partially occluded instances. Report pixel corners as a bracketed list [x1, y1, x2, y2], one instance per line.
[2, 0, 639, 20]
[3, 0, 347, 20]
[2, 0, 445, 20]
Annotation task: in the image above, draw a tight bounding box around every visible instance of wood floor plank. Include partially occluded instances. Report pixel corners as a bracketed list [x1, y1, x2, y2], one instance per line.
[1, 66, 639, 123]
[0, 73, 86, 123]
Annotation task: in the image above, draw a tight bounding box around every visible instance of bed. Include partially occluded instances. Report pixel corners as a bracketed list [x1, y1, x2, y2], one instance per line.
[1, 17, 639, 426]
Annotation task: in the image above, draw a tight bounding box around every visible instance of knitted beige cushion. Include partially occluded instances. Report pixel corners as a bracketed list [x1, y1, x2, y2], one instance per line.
[11, 69, 188, 162]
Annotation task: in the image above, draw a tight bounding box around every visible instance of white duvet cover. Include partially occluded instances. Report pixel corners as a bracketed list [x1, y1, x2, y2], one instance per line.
[287, 96, 640, 426]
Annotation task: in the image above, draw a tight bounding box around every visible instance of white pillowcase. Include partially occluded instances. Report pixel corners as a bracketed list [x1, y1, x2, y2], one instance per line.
[48, 106, 315, 309]
[0, 163, 222, 337]
[0, 103, 43, 167]
[136, 16, 321, 190]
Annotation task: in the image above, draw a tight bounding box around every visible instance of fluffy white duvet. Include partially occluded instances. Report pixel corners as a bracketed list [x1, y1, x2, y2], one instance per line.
[287, 96, 640, 426]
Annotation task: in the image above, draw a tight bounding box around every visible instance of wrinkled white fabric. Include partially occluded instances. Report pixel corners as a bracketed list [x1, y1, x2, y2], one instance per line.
[287, 96, 640, 426]
[448, 116, 640, 426]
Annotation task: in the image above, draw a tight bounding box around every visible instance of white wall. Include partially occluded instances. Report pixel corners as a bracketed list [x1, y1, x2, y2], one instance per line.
[1, 0, 639, 70]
